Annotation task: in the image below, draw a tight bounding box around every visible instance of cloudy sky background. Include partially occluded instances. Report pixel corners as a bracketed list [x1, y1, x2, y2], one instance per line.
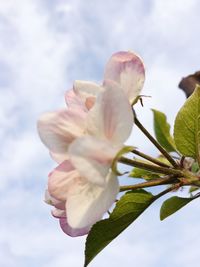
[0, 0, 200, 266]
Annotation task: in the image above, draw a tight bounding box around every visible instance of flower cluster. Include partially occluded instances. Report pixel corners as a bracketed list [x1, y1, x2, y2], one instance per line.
[37, 51, 145, 236]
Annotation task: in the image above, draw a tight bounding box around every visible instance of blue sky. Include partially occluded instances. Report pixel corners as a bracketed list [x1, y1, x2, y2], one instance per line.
[0, 0, 200, 266]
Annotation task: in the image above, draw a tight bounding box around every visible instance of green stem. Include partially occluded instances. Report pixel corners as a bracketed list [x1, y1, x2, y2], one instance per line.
[134, 116, 179, 168]
[191, 182, 200, 188]
[131, 149, 170, 168]
[119, 157, 183, 176]
[120, 175, 177, 192]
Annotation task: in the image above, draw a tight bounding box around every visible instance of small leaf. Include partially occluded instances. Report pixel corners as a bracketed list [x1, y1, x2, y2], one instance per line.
[152, 109, 176, 152]
[129, 167, 161, 180]
[160, 196, 192, 220]
[191, 162, 199, 173]
[111, 146, 135, 175]
[84, 190, 154, 267]
[157, 156, 171, 165]
[174, 85, 200, 164]
[189, 186, 199, 193]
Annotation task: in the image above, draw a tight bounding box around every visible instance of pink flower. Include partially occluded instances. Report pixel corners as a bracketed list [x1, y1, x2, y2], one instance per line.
[47, 159, 119, 235]
[38, 51, 145, 236]
[37, 51, 145, 163]
[46, 85, 133, 234]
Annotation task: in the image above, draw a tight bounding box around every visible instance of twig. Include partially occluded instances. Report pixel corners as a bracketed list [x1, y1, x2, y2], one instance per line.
[120, 175, 177, 192]
[131, 149, 170, 168]
[134, 117, 179, 168]
[119, 157, 183, 176]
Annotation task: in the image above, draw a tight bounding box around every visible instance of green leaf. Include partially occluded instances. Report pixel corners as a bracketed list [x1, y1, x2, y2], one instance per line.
[111, 146, 135, 175]
[84, 190, 154, 267]
[191, 162, 199, 173]
[174, 85, 200, 164]
[189, 186, 199, 193]
[160, 196, 192, 220]
[129, 167, 161, 180]
[152, 109, 176, 152]
[157, 156, 170, 165]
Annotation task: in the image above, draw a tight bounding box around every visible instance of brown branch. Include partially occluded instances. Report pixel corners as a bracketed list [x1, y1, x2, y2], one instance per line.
[120, 175, 177, 192]
[119, 157, 183, 176]
[179, 71, 200, 98]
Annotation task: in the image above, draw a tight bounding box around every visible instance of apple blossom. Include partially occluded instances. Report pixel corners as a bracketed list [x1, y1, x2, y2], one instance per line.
[38, 50, 146, 236]
[43, 85, 133, 234]
[38, 51, 145, 163]
[47, 159, 119, 234]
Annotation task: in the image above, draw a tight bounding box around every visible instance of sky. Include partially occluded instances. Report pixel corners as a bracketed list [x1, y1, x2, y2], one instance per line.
[0, 0, 200, 266]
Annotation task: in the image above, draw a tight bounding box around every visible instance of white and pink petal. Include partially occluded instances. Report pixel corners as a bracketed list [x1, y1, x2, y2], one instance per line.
[86, 82, 134, 145]
[65, 89, 88, 112]
[48, 160, 80, 201]
[49, 151, 69, 164]
[37, 109, 86, 157]
[51, 206, 90, 237]
[73, 80, 104, 101]
[66, 172, 119, 229]
[104, 51, 145, 103]
[52, 208, 66, 218]
[68, 136, 119, 186]
[59, 217, 90, 237]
